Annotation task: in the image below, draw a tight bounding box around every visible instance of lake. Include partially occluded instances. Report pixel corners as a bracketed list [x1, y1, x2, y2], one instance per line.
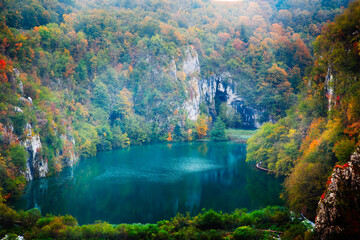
[14, 142, 283, 225]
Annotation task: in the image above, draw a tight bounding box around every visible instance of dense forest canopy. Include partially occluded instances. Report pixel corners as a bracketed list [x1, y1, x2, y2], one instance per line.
[0, 0, 359, 238]
[247, 0, 360, 220]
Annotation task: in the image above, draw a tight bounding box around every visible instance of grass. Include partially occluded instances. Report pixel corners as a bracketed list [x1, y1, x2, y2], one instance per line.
[226, 128, 258, 141]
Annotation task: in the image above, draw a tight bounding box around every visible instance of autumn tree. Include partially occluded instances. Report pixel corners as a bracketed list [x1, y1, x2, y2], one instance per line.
[196, 114, 209, 139]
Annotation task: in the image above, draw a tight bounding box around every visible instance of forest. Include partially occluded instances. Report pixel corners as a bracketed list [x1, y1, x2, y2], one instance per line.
[0, 0, 360, 239]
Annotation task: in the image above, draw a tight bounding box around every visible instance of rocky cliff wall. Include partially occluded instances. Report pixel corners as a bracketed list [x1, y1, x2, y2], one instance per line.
[23, 123, 48, 181]
[182, 46, 259, 128]
[2, 69, 79, 182]
[315, 151, 360, 239]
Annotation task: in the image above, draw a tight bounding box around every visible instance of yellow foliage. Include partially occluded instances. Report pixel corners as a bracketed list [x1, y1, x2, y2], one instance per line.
[177, 71, 186, 82]
[187, 129, 193, 141]
[75, 102, 89, 118]
[196, 115, 209, 139]
[118, 88, 134, 115]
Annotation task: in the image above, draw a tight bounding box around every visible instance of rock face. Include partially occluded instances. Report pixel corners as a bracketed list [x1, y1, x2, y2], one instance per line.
[315, 151, 360, 239]
[183, 46, 202, 121]
[60, 134, 78, 166]
[325, 66, 335, 111]
[182, 46, 258, 128]
[23, 123, 48, 181]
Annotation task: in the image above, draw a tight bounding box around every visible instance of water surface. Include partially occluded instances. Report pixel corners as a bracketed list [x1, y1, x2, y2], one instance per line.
[14, 142, 283, 224]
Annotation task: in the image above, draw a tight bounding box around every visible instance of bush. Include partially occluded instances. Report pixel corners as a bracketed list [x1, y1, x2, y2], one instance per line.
[10, 113, 27, 136]
[22, 208, 42, 227]
[36, 217, 55, 228]
[196, 209, 224, 230]
[232, 226, 262, 240]
[8, 145, 27, 171]
[282, 223, 307, 240]
[333, 139, 356, 164]
[211, 117, 228, 142]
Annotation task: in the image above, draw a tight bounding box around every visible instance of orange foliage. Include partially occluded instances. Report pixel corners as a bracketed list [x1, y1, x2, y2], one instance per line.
[233, 39, 245, 51]
[300, 118, 326, 154]
[15, 42, 22, 50]
[218, 32, 230, 45]
[344, 122, 360, 137]
[55, 162, 63, 172]
[196, 115, 208, 139]
[187, 129, 193, 141]
[166, 132, 173, 142]
[271, 23, 285, 35]
[2, 38, 9, 48]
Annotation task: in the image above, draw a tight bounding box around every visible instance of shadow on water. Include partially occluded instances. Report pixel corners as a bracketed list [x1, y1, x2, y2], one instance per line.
[13, 142, 283, 225]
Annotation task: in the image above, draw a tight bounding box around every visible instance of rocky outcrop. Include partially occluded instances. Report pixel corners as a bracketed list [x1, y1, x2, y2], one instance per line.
[182, 46, 202, 121]
[23, 123, 48, 181]
[325, 66, 335, 111]
[182, 46, 259, 128]
[59, 133, 78, 166]
[315, 151, 360, 239]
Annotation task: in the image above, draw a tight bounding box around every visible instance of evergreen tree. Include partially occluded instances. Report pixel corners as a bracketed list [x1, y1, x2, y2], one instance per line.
[211, 117, 227, 142]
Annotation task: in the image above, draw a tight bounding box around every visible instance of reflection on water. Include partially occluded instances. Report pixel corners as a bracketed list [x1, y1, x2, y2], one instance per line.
[14, 142, 283, 224]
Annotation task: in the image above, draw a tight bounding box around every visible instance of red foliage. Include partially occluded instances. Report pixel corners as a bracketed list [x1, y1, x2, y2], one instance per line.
[218, 32, 230, 45]
[327, 178, 332, 186]
[321, 193, 325, 200]
[4, 193, 11, 200]
[233, 39, 245, 51]
[334, 163, 350, 170]
[0, 59, 6, 70]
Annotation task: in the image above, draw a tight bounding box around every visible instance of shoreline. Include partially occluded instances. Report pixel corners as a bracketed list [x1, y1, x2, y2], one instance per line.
[256, 162, 272, 173]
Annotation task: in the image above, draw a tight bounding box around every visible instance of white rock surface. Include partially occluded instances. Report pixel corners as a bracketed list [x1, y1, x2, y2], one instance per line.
[325, 66, 335, 111]
[23, 123, 48, 181]
[181, 46, 260, 127]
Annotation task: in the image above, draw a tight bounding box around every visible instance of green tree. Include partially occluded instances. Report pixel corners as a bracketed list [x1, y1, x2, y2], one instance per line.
[232, 226, 261, 240]
[92, 81, 110, 111]
[8, 145, 27, 171]
[10, 113, 27, 136]
[211, 118, 227, 141]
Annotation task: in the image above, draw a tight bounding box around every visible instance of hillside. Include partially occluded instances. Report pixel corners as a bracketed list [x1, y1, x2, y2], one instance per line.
[247, 0, 360, 224]
[0, 0, 350, 201]
[0, 0, 359, 239]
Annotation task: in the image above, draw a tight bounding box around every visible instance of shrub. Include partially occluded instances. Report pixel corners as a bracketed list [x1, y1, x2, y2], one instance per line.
[196, 209, 224, 230]
[8, 144, 27, 171]
[232, 226, 262, 240]
[10, 113, 27, 136]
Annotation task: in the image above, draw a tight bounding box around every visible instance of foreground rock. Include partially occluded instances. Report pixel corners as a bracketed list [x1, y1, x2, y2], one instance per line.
[315, 151, 360, 239]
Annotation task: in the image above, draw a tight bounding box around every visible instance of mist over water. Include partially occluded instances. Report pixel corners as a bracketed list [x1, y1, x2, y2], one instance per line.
[14, 142, 283, 225]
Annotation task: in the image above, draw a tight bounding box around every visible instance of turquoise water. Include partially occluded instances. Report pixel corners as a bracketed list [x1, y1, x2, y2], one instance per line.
[14, 142, 283, 225]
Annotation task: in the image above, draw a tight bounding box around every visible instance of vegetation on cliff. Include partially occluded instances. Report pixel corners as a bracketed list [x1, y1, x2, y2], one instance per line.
[0, 0, 349, 201]
[0, 0, 358, 238]
[247, 0, 360, 220]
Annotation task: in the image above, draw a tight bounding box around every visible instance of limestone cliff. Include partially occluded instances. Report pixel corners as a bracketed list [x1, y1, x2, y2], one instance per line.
[23, 123, 48, 181]
[325, 66, 335, 111]
[1, 68, 79, 182]
[182, 46, 260, 128]
[315, 151, 360, 239]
